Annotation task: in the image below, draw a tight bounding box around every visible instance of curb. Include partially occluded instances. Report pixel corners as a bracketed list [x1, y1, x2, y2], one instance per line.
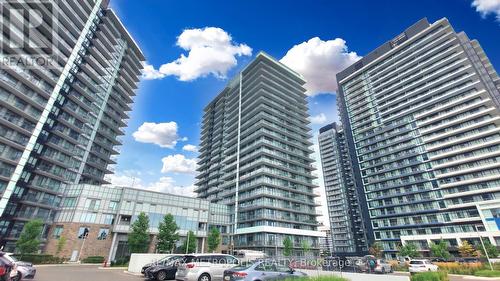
[98, 266, 127, 270]
[35, 263, 100, 267]
[123, 271, 142, 276]
[395, 271, 500, 280]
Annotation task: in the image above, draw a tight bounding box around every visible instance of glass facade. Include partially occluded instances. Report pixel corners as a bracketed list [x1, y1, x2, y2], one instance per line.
[195, 52, 323, 256]
[318, 123, 369, 256]
[336, 18, 500, 258]
[0, 0, 144, 251]
[55, 184, 231, 237]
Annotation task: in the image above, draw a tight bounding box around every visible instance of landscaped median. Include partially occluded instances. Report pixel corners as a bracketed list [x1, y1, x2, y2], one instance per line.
[395, 261, 500, 279]
[410, 271, 448, 281]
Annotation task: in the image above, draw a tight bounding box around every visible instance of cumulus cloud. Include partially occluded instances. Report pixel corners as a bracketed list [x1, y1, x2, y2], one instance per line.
[107, 173, 195, 197]
[142, 27, 252, 81]
[310, 113, 328, 124]
[472, 0, 500, 21]
[161, 154, 197, 174]
[106, 172, 141, 187]
[147, 177, 196, 197]
[132, 122, 180, 148]
[280, 37, 361, 96]
[182, 144, 197, 152]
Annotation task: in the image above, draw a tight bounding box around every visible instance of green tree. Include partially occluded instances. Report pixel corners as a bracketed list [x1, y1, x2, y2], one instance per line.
[56, 236, 67, 255]
[156, 214, 179, 253]
[399, 243, 420, 258]
[182, 231, 197, 253]
[430, 240, 451, 259]
[479, 239, 499, 258]
[16, 219, 43, 254]
[458, 241, 476, 257]
[369, 242, 383, 258]
[283, 236, 293, 257]
[207, 227, 221, 253]
[301, 240, 310, 256]
[128, 212, 150, 253]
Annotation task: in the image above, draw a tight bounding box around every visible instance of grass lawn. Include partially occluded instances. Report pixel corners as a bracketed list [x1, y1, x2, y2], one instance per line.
[474, 270, 500, 277]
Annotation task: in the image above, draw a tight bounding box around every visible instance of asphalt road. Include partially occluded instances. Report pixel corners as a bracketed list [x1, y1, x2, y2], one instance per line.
[36, 264, 140, 281]
[35, 265, 498, 281]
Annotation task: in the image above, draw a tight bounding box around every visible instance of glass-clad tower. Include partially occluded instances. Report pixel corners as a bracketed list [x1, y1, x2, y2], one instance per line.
[0, 0, 144, 251]
[337, 18, 500, 258]
[196, 52, 323, 256]
[318, 122, 369, 256]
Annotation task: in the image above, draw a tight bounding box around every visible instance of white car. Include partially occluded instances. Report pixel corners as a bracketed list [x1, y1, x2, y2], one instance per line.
[176, 254, 239, 281]
[408, 259, 438, 274]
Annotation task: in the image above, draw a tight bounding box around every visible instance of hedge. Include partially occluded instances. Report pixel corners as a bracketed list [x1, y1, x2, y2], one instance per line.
[81, 256, 105, 263]
[13, 254, 65, 264]
[411, 271, 449, 281]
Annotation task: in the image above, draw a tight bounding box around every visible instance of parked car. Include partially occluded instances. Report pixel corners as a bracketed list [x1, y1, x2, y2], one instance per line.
[232, 250, 267, 263]
[145, 255, 184, 280]
[0, 253, 13, 281]
[4, 253, 36, 281]
[372, 259, 393, 274]
[176, 254, 239, 281]
[408, 259, 438, 274]
[430, 257, 446, 263]
[223, 260, 307, 281]
[457, 257, 481, 263]
[354, 256, 391, 273]
[142, 255, 183, 276]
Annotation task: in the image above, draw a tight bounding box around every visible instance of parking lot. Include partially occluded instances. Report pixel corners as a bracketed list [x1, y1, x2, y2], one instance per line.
[36, 265, 138, 281]
[34, 264, 490, 281]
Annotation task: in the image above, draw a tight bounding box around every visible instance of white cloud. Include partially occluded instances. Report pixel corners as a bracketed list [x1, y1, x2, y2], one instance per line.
[107, 173, 141, 187]
[472, 0, 500, 21]
[161, 154, 197, 174]
[142, 27, 252, 81]
[132, 122, 180, 148]
[147, 177, 196, 197]
[280, 37, 361, 96]
[182, 144, 198, 152]
[107, 173, 195, 197]
[310, 113, 328, 124]
[142, 63, 165, 80]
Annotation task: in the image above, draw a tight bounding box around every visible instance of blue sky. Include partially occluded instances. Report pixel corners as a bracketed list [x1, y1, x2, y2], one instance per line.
[107, 0, 500, 210]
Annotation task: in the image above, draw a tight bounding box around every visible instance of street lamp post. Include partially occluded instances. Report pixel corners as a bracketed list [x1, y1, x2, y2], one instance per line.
[186, 231, 190, 254]
[474, 225, 493, 271]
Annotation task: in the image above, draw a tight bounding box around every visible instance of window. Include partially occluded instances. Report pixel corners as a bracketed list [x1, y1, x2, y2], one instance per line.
[225, 256, 238, 265]
[85, 199, 101, 210]
[109, 201, 118, 211]
[52, 225, 63, 239]
[78, 227, 89, 239]
[97, 228, 109, 240]
[119, 215, 131, 225]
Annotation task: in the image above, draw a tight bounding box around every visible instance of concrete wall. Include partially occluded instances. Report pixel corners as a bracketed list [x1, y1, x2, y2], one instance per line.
[128, 253, 171, 273]
[302, 269, 410, 281]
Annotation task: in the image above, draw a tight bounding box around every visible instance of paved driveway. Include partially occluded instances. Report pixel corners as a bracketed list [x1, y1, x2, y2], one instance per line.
[36, 264, 141, 281]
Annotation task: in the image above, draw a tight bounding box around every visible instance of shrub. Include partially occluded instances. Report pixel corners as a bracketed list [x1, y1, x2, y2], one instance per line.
[13, 254, 65, 264]
[81, 256, 105, 263]
[474, 270, 500, 277]
[434, 262, 483, 275]
[411, 271, 448, 281]
[111, 256, 130, 266]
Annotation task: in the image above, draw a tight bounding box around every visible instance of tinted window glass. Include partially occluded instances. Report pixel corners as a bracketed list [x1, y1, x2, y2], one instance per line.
[225, 256, 238, 265]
